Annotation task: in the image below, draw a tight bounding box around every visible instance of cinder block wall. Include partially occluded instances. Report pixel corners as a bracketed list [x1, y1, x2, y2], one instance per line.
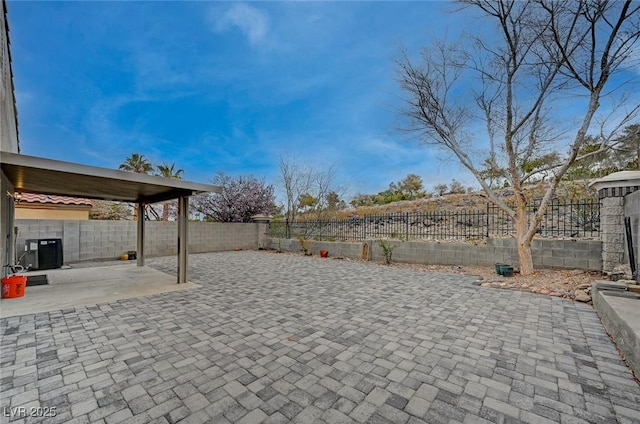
[15, 220, 261, 264]
[13, 218, 603, 271]
[271, 237, 603, 271]
[624, 190, 640, 273]
[187, 222, 258, 253]
[600, 196, 626, 272]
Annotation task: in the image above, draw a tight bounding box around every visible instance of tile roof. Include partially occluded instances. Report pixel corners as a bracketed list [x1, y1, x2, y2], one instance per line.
[16, 193, 92, 206]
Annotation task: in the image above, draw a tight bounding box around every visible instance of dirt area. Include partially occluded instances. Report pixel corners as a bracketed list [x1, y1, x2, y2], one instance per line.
[331, 255, 603, 302]
[391, 261, 600, 296]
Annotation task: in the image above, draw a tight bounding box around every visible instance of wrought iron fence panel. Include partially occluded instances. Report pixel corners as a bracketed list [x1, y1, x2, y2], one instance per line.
[268, 200, 600, 242]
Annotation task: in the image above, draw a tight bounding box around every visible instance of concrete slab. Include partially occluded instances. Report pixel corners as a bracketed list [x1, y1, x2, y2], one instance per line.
[593, 283, 640, 379]
[0, 263, 198, 317]
[594, 280, 629, 291]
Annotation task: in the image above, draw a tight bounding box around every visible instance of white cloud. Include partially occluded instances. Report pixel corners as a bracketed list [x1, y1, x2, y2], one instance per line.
[213, 3, 269, 46]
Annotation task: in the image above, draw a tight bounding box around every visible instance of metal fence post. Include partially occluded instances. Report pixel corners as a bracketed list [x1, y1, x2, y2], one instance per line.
[486, 202, 490, 238]
[405, 212, 409, 241]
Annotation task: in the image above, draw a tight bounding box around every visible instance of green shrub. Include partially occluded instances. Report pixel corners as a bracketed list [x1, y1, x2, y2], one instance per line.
[377, 239, 399, 265]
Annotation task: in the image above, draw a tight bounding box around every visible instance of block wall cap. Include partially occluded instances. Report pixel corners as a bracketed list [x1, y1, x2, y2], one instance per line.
[590, 171, 640, 191]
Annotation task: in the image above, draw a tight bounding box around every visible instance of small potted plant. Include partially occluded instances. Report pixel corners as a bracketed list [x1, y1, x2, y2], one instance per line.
[298, 237, 312, 256]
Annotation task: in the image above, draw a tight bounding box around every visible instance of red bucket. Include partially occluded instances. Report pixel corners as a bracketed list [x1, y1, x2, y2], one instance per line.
[1, 275, 27, 299]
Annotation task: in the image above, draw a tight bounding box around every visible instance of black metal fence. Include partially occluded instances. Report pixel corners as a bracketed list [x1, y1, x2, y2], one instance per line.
[269, 200, 600, 241]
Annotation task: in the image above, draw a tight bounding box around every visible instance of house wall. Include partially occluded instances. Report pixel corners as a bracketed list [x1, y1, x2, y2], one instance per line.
[1, 3, 18, 276]
[15, 206, 90, 220]
[1, 1, 18, 154]
[15, 220, 262, 264]
[271, 237, 603, 271]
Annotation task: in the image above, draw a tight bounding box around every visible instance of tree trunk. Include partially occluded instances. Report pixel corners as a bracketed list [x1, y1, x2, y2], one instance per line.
[285, 216, 291, 239]
[514, 208, 535, 275]
[163, 203, 169, 221]
[517, 237, 534, 275]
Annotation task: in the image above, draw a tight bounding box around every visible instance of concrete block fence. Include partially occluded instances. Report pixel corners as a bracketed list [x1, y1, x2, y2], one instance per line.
[594, 174, 640, 275]
[14, 219, 602, 271]
[271, 237, 603, 271]
[15, 220, 261, 264]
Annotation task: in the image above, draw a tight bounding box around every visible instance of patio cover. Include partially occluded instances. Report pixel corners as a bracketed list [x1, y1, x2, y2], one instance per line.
[1, 152, 221, 283]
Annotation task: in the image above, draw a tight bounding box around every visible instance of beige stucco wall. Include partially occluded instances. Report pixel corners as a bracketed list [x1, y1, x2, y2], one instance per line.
[15, 207, 90, 220]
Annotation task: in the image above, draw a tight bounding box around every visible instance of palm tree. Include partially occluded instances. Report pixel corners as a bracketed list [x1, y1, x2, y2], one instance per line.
[119, 153, 153, 174]
[156, 162, 184, 179]
[156, 162, 184, 221]
[118, 153, 154, 220]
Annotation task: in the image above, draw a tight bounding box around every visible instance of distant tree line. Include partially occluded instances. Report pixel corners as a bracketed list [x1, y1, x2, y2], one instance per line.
[350, 174, 473, 208]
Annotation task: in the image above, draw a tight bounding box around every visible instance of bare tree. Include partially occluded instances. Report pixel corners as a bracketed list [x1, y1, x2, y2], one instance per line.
[397, 0, 640, 274]
[433, 183, 449, 197]
[278, 156, 342, 238]
[279, 156, 312, 237]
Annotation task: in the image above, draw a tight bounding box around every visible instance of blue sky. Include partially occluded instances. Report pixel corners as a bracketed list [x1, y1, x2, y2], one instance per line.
[7, 1, 639, 202]
[8, 1, 474, 199]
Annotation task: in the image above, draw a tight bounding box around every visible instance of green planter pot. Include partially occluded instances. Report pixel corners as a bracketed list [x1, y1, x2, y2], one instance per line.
[495, 263, 506, 275]
[499, 265, 514, 277]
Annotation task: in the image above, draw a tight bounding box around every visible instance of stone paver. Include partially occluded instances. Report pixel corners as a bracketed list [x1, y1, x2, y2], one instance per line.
[2, 250, 640, 424]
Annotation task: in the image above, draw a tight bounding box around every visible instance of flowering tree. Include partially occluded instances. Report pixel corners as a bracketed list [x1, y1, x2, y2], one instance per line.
[192, 172, 275, 222]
